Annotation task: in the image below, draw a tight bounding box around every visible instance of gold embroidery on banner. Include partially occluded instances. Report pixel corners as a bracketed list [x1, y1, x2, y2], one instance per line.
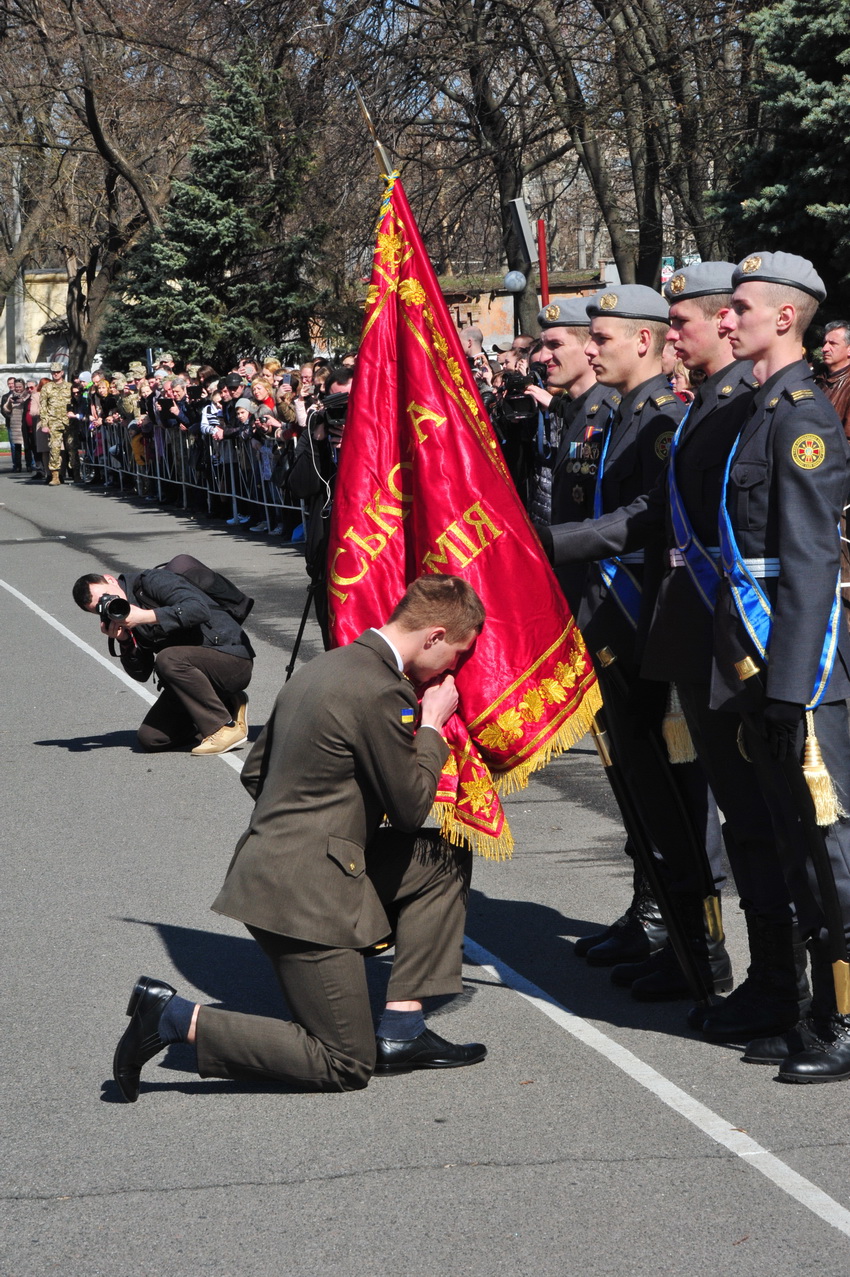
[376, 230, 405, 271]
[398, 278, 426, 306]
[469, 624, 589, 727]
[518, 688, 546, 722]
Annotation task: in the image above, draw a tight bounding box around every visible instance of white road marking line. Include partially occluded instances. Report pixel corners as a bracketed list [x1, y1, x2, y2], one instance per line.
[7, 576, 850, 1235]
[0, 578, 244, 773]
[465, 938, 850, 1239]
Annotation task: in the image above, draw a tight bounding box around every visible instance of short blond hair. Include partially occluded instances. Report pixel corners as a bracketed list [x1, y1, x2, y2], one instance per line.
[389, 575, 485, 641]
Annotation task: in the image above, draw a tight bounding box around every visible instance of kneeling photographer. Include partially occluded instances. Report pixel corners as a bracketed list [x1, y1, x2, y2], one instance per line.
[72, 556, 255, 755]
[288, 366, 353, 648]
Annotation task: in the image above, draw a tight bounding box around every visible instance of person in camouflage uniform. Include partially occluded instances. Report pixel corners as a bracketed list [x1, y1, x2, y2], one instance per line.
[40, 362, 71, 485]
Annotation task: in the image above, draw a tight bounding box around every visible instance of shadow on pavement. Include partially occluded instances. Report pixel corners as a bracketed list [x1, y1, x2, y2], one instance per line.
[35, 730, 143, 752]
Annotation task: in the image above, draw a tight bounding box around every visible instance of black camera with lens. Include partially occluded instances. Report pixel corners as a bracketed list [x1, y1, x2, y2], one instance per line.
[96, 593, 131, 624]
[498, 371, 539, 435]
[322, 392, 349, 431]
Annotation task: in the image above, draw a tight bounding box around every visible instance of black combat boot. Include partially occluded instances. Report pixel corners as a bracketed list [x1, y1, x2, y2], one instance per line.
[696, 913, 810, 1039]
[583, 868, 668, 967]
[611, 895, 732, 1000]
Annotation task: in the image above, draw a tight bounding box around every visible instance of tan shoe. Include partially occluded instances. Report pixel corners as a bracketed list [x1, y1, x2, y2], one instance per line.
[48, 470, 60, 485]
[191, 721, 248, 755]
[233, 692, 249, 735]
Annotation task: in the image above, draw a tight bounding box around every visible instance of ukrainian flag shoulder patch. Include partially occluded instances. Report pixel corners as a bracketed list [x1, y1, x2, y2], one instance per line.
[400, 707, 415, 726]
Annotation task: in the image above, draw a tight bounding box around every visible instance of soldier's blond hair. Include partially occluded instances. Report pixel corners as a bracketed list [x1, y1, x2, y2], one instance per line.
[389, 575, 485, 641]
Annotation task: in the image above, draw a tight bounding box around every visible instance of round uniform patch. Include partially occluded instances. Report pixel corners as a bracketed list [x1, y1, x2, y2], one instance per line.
[655, 430, 674, 462]
[792, 434, 825, 469]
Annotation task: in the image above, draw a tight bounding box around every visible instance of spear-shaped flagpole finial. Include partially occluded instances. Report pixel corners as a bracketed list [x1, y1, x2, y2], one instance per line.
[354, 86, 395, 177]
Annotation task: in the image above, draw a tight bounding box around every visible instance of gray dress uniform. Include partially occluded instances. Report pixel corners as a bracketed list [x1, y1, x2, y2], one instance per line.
[713, 359, 850, 950]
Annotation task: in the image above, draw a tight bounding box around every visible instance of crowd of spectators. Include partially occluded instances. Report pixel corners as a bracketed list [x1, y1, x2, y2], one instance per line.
[1, 350, 360, 539]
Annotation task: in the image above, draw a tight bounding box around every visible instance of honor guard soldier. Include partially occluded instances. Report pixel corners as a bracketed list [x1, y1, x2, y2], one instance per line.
[529, 296, 621, 617]
[530, 297, 666, 963]
[711, 252, 850, 1080]
[540, 264, 806, 1036]
[542, 284, 730, 998]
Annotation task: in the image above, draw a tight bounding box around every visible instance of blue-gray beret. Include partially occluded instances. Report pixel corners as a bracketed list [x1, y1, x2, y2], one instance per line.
[537, 296, 594, 329]
[663, 262, 736, 302]
[586, 284, 669, 323]
[732, 251, 826, 302]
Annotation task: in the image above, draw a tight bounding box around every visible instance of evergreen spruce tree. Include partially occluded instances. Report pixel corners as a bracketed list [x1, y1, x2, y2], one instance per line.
[719, 0, 850, 314]
[102, 63, 323, 369]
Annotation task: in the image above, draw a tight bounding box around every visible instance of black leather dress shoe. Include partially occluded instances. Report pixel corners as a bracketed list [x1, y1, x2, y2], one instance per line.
[742, 1016, 834, 1065]
[778, 1014, 850, 1083]
[374, 1026, 487, 1073]
[113, 975, 176, 1102]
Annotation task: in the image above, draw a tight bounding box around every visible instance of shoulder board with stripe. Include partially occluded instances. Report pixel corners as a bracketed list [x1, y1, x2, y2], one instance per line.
[789, 388, 815, 402]
[653, 393, 675, 406]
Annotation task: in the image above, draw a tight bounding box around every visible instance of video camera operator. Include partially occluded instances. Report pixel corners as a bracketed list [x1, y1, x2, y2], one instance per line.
[72, 557, 255, 755]
[288, 366, 353, 647]
[488, 341, 550, 513]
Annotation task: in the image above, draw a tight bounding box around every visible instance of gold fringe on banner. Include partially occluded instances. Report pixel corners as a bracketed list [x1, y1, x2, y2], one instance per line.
[429, 680, 603, 861]
[432, 802, 516, 861]
[493, 680, 603, 795]
[803, 708, 846, 826]
[661, 683, 697, 764]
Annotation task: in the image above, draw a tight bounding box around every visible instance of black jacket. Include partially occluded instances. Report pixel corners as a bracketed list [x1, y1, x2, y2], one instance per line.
[116, 569, 254, 682]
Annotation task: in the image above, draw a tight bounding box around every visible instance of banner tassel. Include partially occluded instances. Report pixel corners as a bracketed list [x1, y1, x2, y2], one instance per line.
[803, 708, 845, 826]
[661, 683, 696, 764]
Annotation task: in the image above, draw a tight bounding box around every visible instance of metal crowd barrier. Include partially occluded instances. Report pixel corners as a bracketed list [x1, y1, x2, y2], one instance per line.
[77, 418, 306, 534]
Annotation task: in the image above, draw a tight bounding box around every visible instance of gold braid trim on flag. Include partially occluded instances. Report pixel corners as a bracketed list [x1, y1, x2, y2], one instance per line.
[431, 800, 515, 861]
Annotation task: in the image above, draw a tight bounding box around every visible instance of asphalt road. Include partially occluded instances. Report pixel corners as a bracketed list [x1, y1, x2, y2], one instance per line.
[2, 471, 850, 1277]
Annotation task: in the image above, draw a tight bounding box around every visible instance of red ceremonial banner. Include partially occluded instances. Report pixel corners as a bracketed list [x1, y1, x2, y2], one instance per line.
[328, 172, 601, 857]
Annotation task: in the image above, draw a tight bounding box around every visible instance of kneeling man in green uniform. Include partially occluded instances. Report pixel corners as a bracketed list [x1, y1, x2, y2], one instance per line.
[113, 574, 487, 1101]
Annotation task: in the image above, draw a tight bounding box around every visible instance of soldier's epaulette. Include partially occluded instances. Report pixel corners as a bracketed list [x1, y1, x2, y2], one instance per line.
[651, 393, 676, 407]
[787, 387, 815, 403]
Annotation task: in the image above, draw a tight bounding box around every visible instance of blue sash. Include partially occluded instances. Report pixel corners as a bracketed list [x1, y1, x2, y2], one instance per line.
[666, 410, 722, 613]
[594, 413, 642, 629]
[718, 437, 841, 709]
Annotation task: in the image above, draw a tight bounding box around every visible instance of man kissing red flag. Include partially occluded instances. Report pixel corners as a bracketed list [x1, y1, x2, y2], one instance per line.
[328, 172, 601, 857]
